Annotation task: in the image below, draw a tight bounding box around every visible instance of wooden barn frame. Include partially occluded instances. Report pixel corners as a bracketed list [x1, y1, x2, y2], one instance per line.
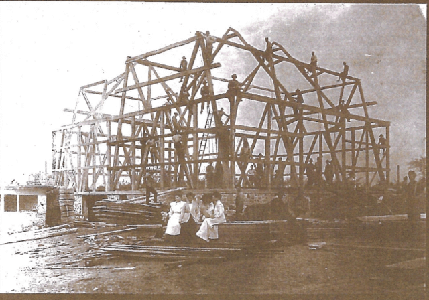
[52, 28, 390, 192]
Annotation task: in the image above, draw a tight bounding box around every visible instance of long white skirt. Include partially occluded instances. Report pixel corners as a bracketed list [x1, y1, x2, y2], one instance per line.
[165, 213, 181, 235]
[196, 217, 224, 242]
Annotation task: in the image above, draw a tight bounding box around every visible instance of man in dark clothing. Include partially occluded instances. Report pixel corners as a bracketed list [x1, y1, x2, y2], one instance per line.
[264, 37, 272, 61]
[378, 134, 387, 154]
[179, 89, 190, 107]
[235, 187, 245, 220]
[227, 74, 240, 103]
[306, 158, 315, 187]
[405, 170, 419, 222]
[144, 173, 157, 204]
[179, 56, 187, 82]
[172, 112, 181, 133]
[276, 158, 286, 188]
[309, 52, 317, 78]
[200, 80, 210, 113]
[293, 89, 304, 115]
[214, 161, 224, 188]
[338, 62, 349, 82]
[206, 162, 214, 189]
[173, 134, 186, 184]
[315, 157, 323, 186]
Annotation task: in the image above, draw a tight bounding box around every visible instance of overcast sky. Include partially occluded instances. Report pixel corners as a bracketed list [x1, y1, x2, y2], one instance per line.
[0, 3, 426, 184]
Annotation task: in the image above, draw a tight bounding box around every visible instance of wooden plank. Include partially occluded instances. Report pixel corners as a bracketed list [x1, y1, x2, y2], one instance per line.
[126, 35, 198, 62]
[80, 79, 107, 90]
[242, 92, 390, 127]
[136, 59, 181, 72]
[85, 89, 141, 101]
[115, 63, 221, 94]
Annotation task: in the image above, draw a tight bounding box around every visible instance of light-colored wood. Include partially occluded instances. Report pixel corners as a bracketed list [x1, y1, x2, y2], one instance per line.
[127, 35, 198, 62]
[136, 59, 181, 72]
[115, 63, 221, 94]
[53, 28, 389, 191]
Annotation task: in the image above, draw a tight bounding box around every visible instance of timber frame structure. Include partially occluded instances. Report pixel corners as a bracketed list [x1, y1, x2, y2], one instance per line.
[52, 28, 390, 192]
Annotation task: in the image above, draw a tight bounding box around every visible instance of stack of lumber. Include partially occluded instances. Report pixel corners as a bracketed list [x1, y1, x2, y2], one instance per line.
[91, 188, 182, 225]
[92, 197, 166, 225]
[58, 188, 75, 223]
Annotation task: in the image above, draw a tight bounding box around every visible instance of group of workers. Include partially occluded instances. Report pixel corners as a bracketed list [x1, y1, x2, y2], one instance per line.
[305, 157, 334, 187]
[164, 191, 225, 242]
[246, 154, 265, 188]
[205, 161, 225, 189]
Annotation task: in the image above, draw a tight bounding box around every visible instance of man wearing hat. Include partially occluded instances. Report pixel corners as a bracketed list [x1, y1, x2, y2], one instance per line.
[143, 172, 157, 204]
[200, 80, 210, 113]
[179, 56, 187, 82]
[338, 62, 349, 83]
[172, 111, 181, 133]
[378, 134, 386, 154]
[227, 74, 240, 103]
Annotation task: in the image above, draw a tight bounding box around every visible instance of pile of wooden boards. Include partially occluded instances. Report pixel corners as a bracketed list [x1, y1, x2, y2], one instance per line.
[90, 188, 184, 225]
[58, 188, 75, 223]
[92, 197, 166, 225]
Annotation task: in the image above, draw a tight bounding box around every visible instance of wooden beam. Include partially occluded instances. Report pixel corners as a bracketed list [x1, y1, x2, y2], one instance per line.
[115, 63, 221, 94]
[80, 80, 107, 90]
[136, 59, 181, 72]
[126, 35, 198, 62]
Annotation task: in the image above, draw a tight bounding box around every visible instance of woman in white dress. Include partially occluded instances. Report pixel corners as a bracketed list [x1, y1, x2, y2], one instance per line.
[165, 192, 185, 236]
[196, 192, 226, 242]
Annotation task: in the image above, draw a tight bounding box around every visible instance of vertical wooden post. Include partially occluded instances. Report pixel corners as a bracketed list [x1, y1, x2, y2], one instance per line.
[266, 105, 272, 190]
[92, 126, 96, 192]
[174, 138, 178, 186]
[77, 126, 82, 192]
[160, 112, 165, 188]
[299, 134, 304, 189]
[351, 128, 356, 179]
[396, 165, 400, 188]
[168, 141, 172, 186]
[131, 116, 136, 190]
[385, 125, 390, 185]
[193, 104, 199, 186]
[229, 99, 238, 189]
[341, 118, 346, 181]
[107, 121, 111, 192]
[147, 67, 152, 104]
[365, 128, 370, 190]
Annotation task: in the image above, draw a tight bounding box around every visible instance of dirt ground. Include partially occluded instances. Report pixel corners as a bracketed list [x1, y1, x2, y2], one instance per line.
[0, 215, 425, 297]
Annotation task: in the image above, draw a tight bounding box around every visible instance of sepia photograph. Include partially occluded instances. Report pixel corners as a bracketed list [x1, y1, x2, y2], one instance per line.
[0, 2, 426, 297]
